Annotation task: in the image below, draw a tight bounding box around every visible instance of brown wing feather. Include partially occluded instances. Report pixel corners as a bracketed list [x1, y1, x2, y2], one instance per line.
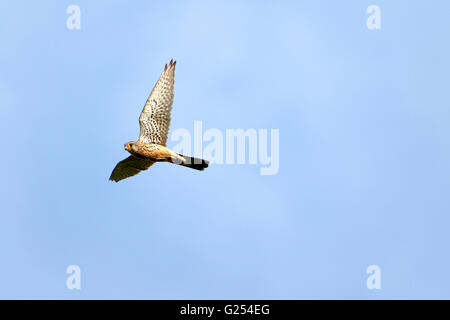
[139, 60, 176, 146]
[109, 156, 155, 182]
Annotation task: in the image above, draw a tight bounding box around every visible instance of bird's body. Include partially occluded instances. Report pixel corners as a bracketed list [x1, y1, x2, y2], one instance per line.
[109, 60, 209, 182]
[125, 141, 177, 161]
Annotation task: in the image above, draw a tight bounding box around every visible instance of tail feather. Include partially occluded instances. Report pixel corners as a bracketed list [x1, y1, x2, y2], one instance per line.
[173, 154, 209, 171]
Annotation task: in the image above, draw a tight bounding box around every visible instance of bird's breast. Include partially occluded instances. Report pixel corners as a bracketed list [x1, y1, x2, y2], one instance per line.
[138, 144, 173, 161]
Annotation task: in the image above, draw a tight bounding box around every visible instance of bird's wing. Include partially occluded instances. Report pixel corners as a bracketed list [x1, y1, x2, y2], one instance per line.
[139, 60, 176, 146]
[109, 156, 155, 182]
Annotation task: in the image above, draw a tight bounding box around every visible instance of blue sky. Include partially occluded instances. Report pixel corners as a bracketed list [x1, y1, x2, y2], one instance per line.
[0, 0, 449, 299]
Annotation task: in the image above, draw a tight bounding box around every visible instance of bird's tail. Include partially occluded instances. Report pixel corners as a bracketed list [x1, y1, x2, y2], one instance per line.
[172, 154, 209, 171]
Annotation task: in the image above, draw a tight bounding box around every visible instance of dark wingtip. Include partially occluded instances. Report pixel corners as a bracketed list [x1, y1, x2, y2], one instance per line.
[168, 59, 176, 69]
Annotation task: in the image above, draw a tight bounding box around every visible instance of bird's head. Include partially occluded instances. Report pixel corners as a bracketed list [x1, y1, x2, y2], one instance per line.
[124, 141, 138, 153]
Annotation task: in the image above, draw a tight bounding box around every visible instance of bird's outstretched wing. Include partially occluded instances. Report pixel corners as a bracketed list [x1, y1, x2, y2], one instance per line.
[139, 60, 176, 146]
[109, 156, 155, 182]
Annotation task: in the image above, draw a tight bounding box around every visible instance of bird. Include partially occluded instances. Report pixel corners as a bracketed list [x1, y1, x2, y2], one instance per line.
[109, 60, 209, 182]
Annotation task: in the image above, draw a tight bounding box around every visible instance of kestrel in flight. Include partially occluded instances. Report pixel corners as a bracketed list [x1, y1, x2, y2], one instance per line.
[109, 60, 209, 182]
